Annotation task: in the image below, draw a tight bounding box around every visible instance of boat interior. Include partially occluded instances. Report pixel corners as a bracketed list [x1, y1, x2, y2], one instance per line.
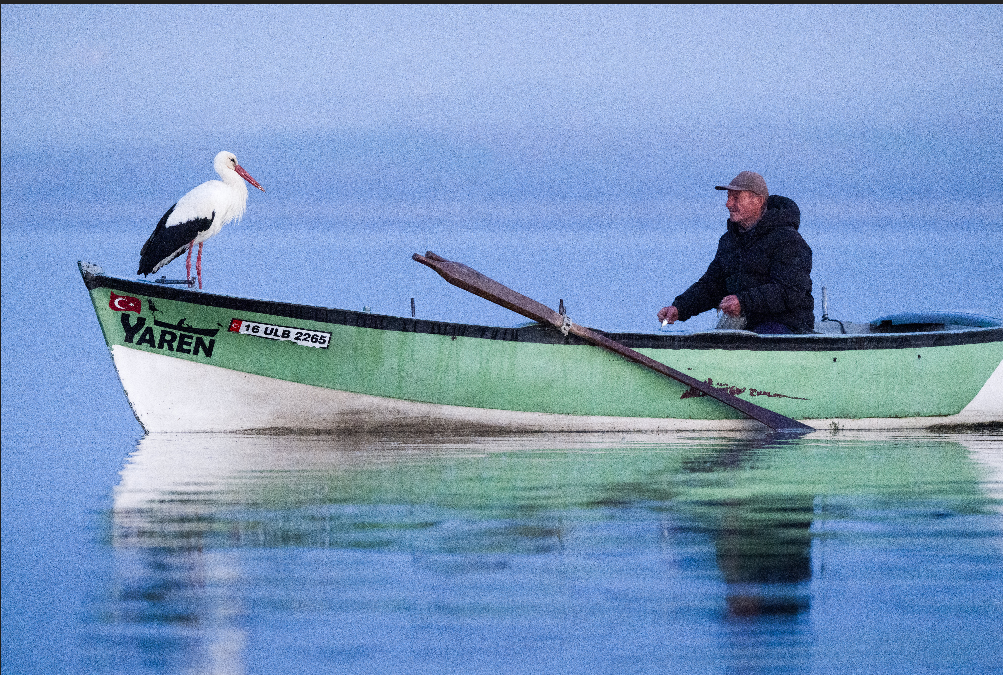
[816, 311, 1002, 335]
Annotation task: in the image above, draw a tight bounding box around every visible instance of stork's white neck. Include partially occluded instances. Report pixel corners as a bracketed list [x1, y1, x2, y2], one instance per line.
[220, 176, 249, 223]
[207, 151, 251, 225]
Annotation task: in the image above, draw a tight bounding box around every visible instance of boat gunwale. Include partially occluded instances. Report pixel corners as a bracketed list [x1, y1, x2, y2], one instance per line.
[80, 263, 1003, 353]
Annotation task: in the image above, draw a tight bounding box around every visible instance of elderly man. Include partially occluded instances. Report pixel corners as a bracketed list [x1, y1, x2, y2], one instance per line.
[657, 171, 814, 334]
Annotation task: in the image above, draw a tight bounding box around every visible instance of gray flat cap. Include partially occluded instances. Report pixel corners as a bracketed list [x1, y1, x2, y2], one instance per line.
[715, 171, 768, 198]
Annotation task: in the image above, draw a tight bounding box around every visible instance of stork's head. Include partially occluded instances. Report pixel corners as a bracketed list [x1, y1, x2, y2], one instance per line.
[214, 150, 265, 192]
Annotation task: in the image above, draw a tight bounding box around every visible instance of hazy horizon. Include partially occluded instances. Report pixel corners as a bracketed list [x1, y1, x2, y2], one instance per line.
[3, 5, 1001, 214]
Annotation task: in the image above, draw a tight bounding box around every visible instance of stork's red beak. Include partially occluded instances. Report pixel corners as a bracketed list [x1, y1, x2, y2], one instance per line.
[234, 164, 265, 192]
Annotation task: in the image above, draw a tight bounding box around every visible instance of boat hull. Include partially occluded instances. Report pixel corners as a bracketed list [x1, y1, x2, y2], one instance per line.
[108, 345, 1002, 432]
[81, 263, 1003, 433]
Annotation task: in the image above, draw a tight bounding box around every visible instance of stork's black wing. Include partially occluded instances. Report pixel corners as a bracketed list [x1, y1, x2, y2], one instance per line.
[137, 205, 214, 275]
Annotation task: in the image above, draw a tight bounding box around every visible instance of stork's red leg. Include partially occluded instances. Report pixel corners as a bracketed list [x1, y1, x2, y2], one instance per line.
[185, 241, 194, 282]
[196, 242, 204, 290]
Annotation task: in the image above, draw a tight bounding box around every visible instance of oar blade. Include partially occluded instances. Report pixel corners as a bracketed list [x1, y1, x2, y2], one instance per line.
[413, 252, 561, 327]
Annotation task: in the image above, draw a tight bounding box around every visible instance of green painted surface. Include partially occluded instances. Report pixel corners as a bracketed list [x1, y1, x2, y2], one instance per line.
[88, 284, 1002, 421]
[638, 342, 1002, 419]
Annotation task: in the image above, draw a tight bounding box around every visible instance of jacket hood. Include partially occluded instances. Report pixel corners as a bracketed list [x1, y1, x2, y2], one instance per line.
[727, 194, 800, 235]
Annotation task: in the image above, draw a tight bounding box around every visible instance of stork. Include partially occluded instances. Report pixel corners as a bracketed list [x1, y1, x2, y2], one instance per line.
[138, 150, 265, 289]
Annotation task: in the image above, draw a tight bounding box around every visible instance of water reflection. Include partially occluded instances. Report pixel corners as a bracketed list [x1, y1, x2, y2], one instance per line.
[102, 430, 1003, 674]
[671, 437, 813, 620]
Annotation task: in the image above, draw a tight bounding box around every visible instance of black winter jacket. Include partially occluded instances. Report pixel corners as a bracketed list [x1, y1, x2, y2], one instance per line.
[672, 195, 814, 333]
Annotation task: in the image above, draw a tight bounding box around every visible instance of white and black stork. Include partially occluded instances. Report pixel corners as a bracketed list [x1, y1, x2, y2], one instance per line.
[138, 150, 265, 289]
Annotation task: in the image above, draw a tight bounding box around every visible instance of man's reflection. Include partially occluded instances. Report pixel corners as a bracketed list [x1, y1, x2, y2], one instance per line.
[716, 494, 813, 618]
[682, 437, 814, 619]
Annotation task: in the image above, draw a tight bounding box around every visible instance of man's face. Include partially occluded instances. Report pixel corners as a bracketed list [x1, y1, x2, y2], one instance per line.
[726, 190, 764, 228]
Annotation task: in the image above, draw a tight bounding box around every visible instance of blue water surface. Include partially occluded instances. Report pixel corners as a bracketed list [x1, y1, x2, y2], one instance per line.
[3, 141, 1003, 675]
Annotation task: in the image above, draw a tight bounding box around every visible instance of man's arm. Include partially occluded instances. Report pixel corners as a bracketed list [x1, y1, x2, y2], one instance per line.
[668, 238, 731, 322]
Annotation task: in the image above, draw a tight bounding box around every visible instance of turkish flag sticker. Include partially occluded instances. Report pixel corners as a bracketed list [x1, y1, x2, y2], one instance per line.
[109, 292, 142, 314]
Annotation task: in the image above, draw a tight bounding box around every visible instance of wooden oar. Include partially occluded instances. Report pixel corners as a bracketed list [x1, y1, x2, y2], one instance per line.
[413, 251, 814, 434]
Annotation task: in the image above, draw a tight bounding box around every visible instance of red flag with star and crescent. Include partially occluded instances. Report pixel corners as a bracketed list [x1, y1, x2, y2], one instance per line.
[109, 292, 142, 314]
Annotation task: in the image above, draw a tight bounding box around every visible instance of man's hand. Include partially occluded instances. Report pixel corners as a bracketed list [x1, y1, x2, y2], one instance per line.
[657, 306, 679, 324]
[719, 295, 742, 317]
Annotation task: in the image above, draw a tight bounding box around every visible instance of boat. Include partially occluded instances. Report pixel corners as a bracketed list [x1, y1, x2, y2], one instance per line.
[79, 261, 1003, 433]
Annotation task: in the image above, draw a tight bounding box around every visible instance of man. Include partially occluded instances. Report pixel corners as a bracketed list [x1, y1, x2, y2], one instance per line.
[656, 171, 814, 334]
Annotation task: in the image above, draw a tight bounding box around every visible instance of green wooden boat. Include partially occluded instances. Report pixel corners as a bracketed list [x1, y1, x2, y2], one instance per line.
[79, 262, 1003, 433]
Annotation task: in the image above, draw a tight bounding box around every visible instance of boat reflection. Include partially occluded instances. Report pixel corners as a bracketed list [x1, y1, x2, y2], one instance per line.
[105, 429, 1000, 671]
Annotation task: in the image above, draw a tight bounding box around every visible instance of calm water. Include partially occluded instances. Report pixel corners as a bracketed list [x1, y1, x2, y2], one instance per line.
[9, 430, 1003, 675]
[3, 158, 1003, 674]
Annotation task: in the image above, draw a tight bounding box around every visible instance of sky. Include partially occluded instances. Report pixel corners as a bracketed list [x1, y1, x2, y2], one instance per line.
[3, 5, 1000, 141]
[3, 4, 1002, 209]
